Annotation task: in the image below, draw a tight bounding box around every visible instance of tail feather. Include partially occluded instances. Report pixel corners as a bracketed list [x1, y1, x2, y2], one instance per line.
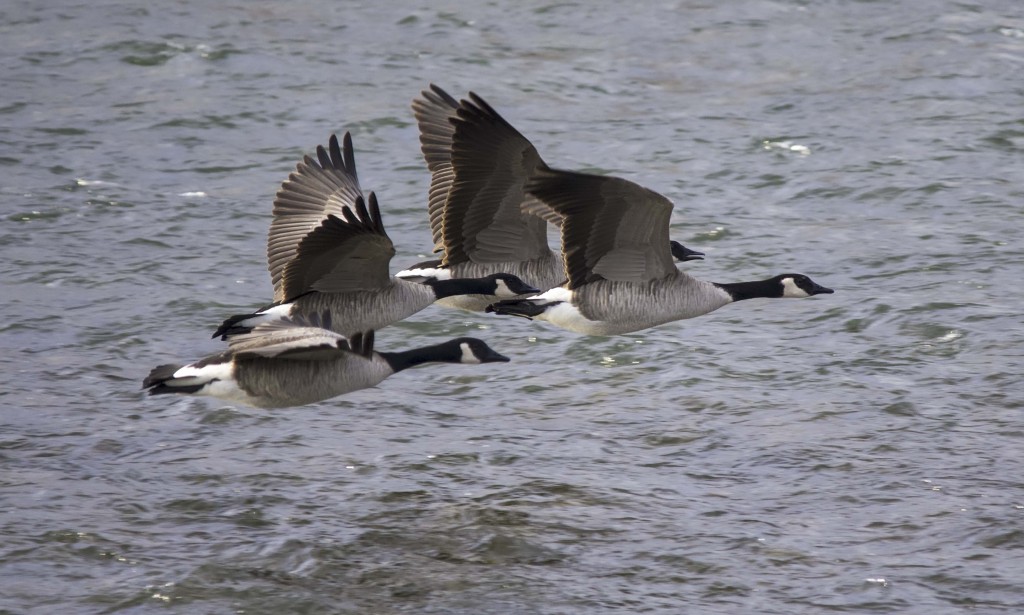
[143, 363, 183, 389]
[213, 312, 257, 339]
[143, 356, 232, 396]
[485, 299, 553, 320]
[213, 303, 293, 340]
[147, 381, 207, 396]
[143, 363, 208, 395]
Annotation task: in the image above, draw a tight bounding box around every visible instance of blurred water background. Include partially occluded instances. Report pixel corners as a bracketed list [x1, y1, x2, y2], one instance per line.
[2, 1, 1023, 613]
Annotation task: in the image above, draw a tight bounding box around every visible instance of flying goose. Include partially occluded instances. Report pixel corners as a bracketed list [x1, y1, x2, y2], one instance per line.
[212, 133, 538, 339]
[148, 313, 510, 408]
[485, 166, 833, 335]
[395, 85, 703, 312]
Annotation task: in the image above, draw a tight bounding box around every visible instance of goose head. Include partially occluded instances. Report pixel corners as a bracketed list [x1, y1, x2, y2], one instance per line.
[486, 273, 541, 298]
[378, 337, 510, 373]
[715, 273, 833, 302]
[777, 274, 834, 298]
[446, 338, 511, 364]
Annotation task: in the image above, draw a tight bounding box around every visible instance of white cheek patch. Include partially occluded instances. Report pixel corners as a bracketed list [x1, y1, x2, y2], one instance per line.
[781, 277, 810, 298]
[459, 342, 481, 364]
[493, 279, 513, 298]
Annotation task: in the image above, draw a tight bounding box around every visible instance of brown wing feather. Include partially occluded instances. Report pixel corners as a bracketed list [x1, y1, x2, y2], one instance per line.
[228, 314, 352, 361]
[444, 91, 550, 265]
[268, 133, 363, 302]
[412, 84, 461, 254]
[526, 166, 675, 289]
[280, 193, 395, 298]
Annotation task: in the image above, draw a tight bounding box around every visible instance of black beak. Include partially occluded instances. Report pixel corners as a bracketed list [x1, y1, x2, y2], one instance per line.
[519, 284, 541, 295]
[671, 241, 704, 262]
[810, 282, 834, 295]
[481, 349, 511, 363]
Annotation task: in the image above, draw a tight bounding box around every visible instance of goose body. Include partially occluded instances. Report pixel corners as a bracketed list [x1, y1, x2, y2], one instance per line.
[513, 276, 732, 336]
[147, 314, 509, 408]
[396, 85, 703, 312]
[214, 271, 528, 339]
[213, 134, 537, 339]
[486, 166, 833, 335]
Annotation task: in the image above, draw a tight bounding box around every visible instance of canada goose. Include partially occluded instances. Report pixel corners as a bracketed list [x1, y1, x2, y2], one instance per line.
[147, 313, 510, 408]
[485, 166, 833, 335]
[396, 85, 703, 311]
[212, 133, 538, 339]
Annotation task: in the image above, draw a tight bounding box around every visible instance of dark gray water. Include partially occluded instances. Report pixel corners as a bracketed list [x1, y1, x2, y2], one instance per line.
[3, 1, 1023, 613]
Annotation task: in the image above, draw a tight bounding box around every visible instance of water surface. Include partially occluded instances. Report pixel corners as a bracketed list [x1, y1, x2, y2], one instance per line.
[2, 1, 1023, 613]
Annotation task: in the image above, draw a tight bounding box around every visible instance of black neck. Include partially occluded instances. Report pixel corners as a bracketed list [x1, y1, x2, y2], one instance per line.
[714, 278, 782, 302]
[378, 342, 459, 373]
[425, 277, 492, 299]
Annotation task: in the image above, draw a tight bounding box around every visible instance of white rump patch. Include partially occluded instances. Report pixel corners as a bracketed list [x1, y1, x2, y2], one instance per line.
[174, 362, 254, 404]
[781, 277, 810, 298]
[535, 286, 573, 302]
[173, 361, 234, 386]
[542, 301, 596, 331]
[459, 342, 481, 364]
[235, 303, 295, 330]
[524, 287, 593, 331]
[395, 267, 451, 282]
[260, 303, 294, 318]
[203, 378, 250, 404]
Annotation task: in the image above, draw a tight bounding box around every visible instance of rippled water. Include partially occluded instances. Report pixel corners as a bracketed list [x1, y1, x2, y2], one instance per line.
[3, 1, 1023, 613]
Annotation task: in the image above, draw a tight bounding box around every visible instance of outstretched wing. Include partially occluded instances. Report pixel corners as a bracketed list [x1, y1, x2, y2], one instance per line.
[412, 84, 460, 254]
[268, 133, 363, 301]
[279, 193, 396, 298]
[525, 166, 676, 289]
[443, 91, 551, 265]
